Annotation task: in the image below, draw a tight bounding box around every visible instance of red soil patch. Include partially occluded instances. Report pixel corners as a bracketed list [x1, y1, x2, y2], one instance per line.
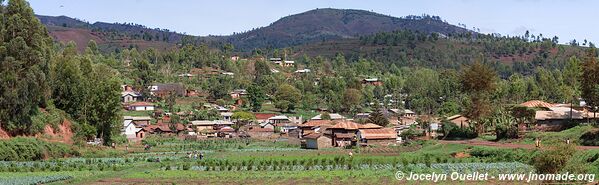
[0, 126, 10, 139]
[47, 26, 105, 52]
[37, 119, 74, 144]
[452, 152, 471, 158]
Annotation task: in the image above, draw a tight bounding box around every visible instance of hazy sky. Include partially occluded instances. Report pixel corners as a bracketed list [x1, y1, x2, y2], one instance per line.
[28, 0, 598, 44]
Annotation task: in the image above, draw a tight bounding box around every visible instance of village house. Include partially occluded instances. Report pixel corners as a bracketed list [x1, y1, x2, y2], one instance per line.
[269, 57, 282, 65]
[311, 113, 346, 120]
[259, 122, 275, 130]
[128, 102, 155, 111]
[122, 119, 144, 139]
[221, 112, 233, 122]
[283, 60, 295, 67]
[447, 114, 470, 128]
[303, 133, 333, 149]
[275, 122, 298, 133]
[149, 83, 186, 98]
[177, 73, 195, 79]
[327, 121, 364, 147]
[298, 120, 335, 137]
[295, 69, 311, 73]
[254, 113, 277, 123]
[401, 109, 416, 117]
[246, 126, 275, 138]
[357, 128, 398, 145]
[185, 89, 203, 97]
[534, 106, 585, 131]
[218, 126, 236, 138]
[268, 115, 291, 124]
[230, 55, 240, 61]
[230, 89, 248, 99]
[121, 85, 142, 103]
[354, 113, 370, 120]
[190, 120, 234, 137]
[124, 116, 151, 126]
[299, 120, 387, 149]
[520, 100, 598, 131]
[362, 78, 383, 86]
[399, 116, 417, 125]
[121, 91, 142, 103]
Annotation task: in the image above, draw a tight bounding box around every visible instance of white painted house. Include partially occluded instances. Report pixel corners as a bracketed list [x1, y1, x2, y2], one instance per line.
[122, 119, 143, 139]
[128, 102, 155, 111]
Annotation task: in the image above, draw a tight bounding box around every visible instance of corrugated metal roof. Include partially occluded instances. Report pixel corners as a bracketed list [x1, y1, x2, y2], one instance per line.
[359, 128, 397, 139]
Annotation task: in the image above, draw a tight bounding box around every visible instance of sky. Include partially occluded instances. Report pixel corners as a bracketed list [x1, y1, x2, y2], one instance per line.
[28, 0, 599, 44]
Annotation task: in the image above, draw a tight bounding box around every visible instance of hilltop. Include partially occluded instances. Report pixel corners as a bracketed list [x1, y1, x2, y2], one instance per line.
[37, 15, 185, 52]
[218, 8, 472, 50]
[37, 8, 472, 52]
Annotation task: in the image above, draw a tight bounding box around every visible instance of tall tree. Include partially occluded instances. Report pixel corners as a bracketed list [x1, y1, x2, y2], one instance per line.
[0, 0, 53, 134]
[274, 84, 301, 112]
[86, 64, 122, 145]
[368, 102, 389, 127]
[247, 84, 265, 112]
[461, 60, 497, 133]
[581, 47, 599, 122]
[342, 88, 362, 114]
[52, 42, 84, 118]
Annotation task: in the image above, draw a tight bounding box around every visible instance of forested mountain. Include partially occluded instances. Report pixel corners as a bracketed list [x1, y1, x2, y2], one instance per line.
[291, 29, 585, 77]
[37, 8, 472, 52]
[218, 8, 472, 51]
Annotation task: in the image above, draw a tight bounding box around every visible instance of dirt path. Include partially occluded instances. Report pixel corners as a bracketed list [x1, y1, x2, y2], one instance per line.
[439, 140, 599, 150]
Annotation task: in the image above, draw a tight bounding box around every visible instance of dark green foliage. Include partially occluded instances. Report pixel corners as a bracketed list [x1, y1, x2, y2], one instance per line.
[0, 0, 53, 135]
[247, 84, 265, 112]
[532, 144, 576, 174]
[440, 121, 478, 139]
[461, 60, 497, 133]
[0, 137, 77, 161]
[368, 102, 389, 127]
[274, 84, 301, 112]
[580, 130, 599, 146]
[581, 47, 599, 119]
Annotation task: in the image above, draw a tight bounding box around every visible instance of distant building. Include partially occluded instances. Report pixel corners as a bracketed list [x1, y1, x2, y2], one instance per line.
[149, 83, 185, 98]
[128, 102, 155, 111]
[311, 113, 345, 120]
[304, 133, 333, 149]
[283, 61, 295, 67]
[357, 128, 397, 145]
[230, 89, 248, 99]
[362, 78, 383, 86]
[295, 69, 311, 73]
[447, 114, 470, 128]
[269, 58, 282, 65]
[121, 91, 141, 103]
[177, 73, 195, 79]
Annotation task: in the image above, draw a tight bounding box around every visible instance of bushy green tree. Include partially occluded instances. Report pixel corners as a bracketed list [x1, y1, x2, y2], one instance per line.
[368, 102, 389, 127]
[461, 60, 497, 133]
[0, 0, 53, 135]
[274, 84, 301, 112]
[247, 84, 265, 112]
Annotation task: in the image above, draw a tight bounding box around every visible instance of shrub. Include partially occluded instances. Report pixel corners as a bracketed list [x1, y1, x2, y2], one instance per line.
[0, 137, 77, 161]
[580, 130, 599, 146]
[532, 144, 576, 174]
[441, 121, 478, 139]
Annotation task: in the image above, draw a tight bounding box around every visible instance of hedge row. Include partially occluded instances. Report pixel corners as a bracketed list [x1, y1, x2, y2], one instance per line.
[0, 137, 78, 161]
